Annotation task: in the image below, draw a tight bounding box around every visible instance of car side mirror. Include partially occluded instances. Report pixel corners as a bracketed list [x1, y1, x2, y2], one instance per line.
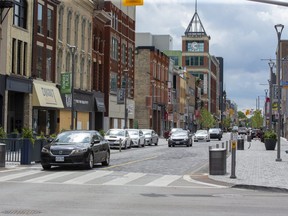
[92, 139, 100, 144]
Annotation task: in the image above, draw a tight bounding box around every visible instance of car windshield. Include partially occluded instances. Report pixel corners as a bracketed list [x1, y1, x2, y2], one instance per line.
[142, 130, 151, 135]
[209, 129, 219, 133]
[196, 130, 207, 135]
[172, 131, 187, 136]
[106, 130, 125, 136]
[128, 130, 139, 135]
[55, 132, 91, 144]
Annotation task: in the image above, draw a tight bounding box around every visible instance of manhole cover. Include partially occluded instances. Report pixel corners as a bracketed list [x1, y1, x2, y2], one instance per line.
[1, 209, 42, 215]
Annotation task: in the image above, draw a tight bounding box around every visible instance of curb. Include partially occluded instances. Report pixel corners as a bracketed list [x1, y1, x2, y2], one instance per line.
[232, 184, 288, 193]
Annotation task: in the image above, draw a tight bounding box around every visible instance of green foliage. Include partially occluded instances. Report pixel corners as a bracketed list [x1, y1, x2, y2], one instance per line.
[250, 110, 263, 129]
[199, 108, 215, 129]
[133, 120, 139, 129]
[0, 127, 6, 138]
[21, 128, 35, 144]
[99, 129, 105, 137]
[264, 130, 277, 140]
[223, 117, 231, 129]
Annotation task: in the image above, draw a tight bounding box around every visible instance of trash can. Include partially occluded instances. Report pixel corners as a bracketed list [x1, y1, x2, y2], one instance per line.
[237, 138, 244, 150]
[247, 135, 252, 142]
[0, 143, 6, 167]
[209, 148, 226, 175]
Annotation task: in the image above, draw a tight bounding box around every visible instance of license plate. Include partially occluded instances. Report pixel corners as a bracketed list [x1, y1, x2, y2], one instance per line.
[176, 141, 180, 144]
[55, 156, 65, 162]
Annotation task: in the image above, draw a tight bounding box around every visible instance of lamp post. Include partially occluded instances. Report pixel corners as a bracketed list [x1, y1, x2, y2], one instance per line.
[274, 24, 284, 162]
[264, 89, 268, 129]
[151, 79, 155, 130]
[124, 69, 128, 129]
[68, 45, 77, 130]
[268, 60, 275, 130]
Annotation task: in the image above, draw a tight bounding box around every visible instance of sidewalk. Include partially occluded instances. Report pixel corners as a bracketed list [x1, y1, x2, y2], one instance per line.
[209, 137, 288, 191]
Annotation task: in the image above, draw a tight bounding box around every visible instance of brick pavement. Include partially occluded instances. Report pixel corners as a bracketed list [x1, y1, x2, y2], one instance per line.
[209, 137, 288, 190]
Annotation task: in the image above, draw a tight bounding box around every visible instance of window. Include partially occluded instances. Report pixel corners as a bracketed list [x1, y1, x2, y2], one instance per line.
[112, 11, 118, 30]
[122, 44, 126, 64]
[88, 23, 91, 50]
[74, 15, 79, 45]
[36, 45, 43, 78]
[37, 3, 43, 34]
[47, 8, 53, 38]
[170, 56, 179, 66]
[58, 7, 64, 41]
[185, 56, 204, 66]
[81, 18, 86, 51]
[128, 47, 133, 66]
[57, 50, 63, 83]
[80, 57, 85, 89]
[46, 49, 52, 81]
[110, 72, 117, 93]
[66, 51, 71, 73]
[67, 11, 72, 44]
[87, 60, 91, 90]
[111, 37, 118, 60]
[13, 0, 27, 29]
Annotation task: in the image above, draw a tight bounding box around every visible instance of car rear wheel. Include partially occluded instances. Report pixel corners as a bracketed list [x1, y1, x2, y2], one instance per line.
[86, 153, 94, 169]
[102, 151, 110, 166]
[42, 164, 51, 170]
[155, 139, 158, 146]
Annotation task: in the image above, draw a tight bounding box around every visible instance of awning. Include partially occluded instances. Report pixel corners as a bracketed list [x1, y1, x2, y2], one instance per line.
[33, 80, 64, 108]
[94, 91, 106, 112]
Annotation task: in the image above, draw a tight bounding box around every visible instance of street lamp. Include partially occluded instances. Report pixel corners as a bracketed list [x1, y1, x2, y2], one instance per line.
[268, 60, 275, 131]
[264, 89, 268, 129]
[274, 24, 284, 162]
[151, 79, 155, 130]
[68, 44, 77, 130]
[124, 69, 128, 129]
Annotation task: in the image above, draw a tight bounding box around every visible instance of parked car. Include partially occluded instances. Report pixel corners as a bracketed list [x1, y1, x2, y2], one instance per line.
[40, 130, 110, 170]
[209, 128, 222, 140]
[168, 130, 193, 147]
[127, 129, 145, 147]
[142, 129, 159, 145]
[194, 130, 210, 142]
[104, 129, 132, 149]
[238, 127, 248, 135]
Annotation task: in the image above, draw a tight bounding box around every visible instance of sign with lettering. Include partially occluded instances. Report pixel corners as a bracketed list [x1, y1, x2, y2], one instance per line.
[60, 73, 71, 94]
[122, 0, 144, 6]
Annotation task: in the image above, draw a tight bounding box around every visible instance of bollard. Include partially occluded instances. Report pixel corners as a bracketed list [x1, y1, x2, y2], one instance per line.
[119, 138, 122, 152]
[226, 141, 228, 154]
[230, 140, 237, 179]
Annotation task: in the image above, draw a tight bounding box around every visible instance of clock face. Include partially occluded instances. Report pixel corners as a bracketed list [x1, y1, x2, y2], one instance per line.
[191, 42, 198, 51]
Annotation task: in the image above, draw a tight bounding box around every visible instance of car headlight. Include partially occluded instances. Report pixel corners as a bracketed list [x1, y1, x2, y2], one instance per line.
[71, 148, 88, 154]
[41, 147, 50, 153]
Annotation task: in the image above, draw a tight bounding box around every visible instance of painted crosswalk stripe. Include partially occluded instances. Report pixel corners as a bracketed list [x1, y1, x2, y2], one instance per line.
[103, 172, 146, 185]
[63, 170, 114, 184]
[145, 175, 181, 187]
[0, 170, 39, 181]
[24, 171, 76, 183]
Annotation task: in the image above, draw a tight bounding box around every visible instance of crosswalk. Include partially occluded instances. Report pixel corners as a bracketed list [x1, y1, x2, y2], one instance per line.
[0, 167, 224, 188]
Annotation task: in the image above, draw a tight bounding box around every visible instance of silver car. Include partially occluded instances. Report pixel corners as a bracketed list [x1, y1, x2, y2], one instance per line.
[142, 129, 159, 145]
[104, 129, 132, 149]
[194, 130, 210, 142]
[127, 129, 145, 147]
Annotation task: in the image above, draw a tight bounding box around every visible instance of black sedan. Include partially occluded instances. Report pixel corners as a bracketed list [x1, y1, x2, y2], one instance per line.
[41, 130, 110, 170]
[168, 130, 193, 147]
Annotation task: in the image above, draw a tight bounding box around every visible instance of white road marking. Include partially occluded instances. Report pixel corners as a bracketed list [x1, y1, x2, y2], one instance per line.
[0, 170, 39, 181]
[145, 175, 181, 187]
[63, 170, 114, 184]
[24, 171, 76, 183]
[103, 172, 146, 185]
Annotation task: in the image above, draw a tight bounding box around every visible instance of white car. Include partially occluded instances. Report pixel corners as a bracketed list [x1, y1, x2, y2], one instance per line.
[142, 129, 159, 145]
[194, 130, 210, 142]
[127, 129, 145, 147]
[104, 129, 131, 149]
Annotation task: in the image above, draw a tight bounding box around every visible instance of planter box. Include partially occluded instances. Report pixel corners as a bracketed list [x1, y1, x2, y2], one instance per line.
[264, 138, 276, 150]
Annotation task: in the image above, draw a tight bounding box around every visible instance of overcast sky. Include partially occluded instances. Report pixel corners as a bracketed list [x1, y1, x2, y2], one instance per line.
[135, 0, 288, 112]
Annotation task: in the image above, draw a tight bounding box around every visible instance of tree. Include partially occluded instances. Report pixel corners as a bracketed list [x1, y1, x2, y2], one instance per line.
[238, 111, 247, 126]
[199, 108, 215, 129]
[251, 110, 263, 129]
[223, 116, 231, 130]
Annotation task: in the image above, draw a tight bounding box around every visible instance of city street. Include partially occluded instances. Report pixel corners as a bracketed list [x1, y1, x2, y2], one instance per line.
[1, 133, 288, 215]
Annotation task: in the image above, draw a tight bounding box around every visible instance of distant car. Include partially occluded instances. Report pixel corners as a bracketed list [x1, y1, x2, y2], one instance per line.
[169, 128, 184, 136]
[209, 128, 222, 140]
[142, 129, 159, 145]
[238, 127, 248, 135]
[104, 129, 132, 149]
[168, 130, 193, 147]
[232, 126, 239, 133]
[194, 130, 210, 142]
[40, 130, 110, 170]
[127, 129, 145, 147]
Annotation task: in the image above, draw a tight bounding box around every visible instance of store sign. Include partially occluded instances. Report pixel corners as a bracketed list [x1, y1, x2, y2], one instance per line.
[60, 73, 71, 94]
[122, 0, 144, 6]
[117, 88, 125, 104]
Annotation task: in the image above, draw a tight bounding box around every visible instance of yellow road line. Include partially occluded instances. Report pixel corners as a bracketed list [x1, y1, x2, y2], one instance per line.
[103, 156, 158, 169]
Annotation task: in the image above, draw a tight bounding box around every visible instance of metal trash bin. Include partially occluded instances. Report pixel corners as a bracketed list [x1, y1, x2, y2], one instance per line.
[209, 148, 226, 175]
[0, 143, 6, 167]
[247, 135, 252, 142]
[237, 138, 244, 150]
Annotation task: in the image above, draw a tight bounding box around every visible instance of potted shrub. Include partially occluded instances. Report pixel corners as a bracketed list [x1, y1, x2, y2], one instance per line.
[0, 127, 7, 139]
[263, 130, 277, 150]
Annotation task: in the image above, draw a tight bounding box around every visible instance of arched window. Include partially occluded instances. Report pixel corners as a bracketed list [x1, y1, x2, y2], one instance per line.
[13, 0, 27, 29]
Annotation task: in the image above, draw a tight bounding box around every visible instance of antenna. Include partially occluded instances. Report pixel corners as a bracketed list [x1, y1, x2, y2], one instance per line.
[195, 0, 197, 13]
